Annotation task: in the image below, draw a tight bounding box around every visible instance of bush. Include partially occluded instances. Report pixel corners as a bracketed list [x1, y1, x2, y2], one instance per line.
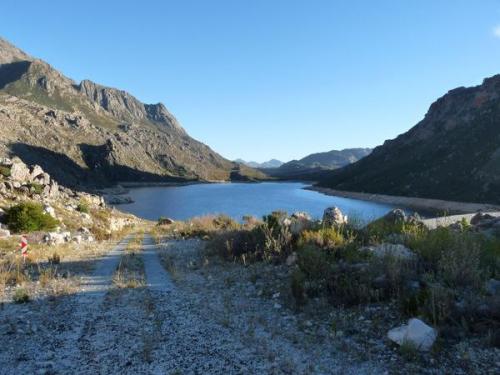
[298, 227, 354, 250]
[0, 165, 11, 178]
[5, 202, 59, 233]
[13, 288, 30, 303]
[48, 252, 61, 265]
[76, 201, 89, 214]
[27, 183, 43, 195]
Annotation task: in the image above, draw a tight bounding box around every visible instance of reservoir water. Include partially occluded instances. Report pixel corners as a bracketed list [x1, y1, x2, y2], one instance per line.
[117, 182, 397, 223]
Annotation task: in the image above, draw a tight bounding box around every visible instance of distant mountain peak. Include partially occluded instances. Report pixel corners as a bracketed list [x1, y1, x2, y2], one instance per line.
[235, 159, 284, 169]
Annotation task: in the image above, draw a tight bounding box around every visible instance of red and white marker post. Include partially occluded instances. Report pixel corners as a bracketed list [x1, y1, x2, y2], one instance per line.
[19, 235, 28, 264]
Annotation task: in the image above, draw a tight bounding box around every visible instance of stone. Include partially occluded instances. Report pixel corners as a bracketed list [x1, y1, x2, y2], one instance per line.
[72, 235, 82, 244]
[485, 279, 500, 296]
[158, 217, 175, 225]
[29, 165, 44, 181]
[387, 318, 437, 351]
[322, 207, 347, 227]
[9, 159, 30, 182]
[43, 231, 71, 245]
[286, 252, 298, 266]
[43, 205, 56, 218]
[34, 172, 50, 186]
[0, 158, 13, 166]
[289, 214, 314, 235]
[362, 243, 416, 260]
[470, 211, 496, 226]
[0, 228, 10, 238]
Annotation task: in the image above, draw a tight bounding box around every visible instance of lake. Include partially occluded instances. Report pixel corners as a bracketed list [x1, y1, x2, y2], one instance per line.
[117, 182, 398, 223]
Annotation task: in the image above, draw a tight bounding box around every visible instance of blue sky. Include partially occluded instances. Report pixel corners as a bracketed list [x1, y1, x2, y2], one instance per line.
[2, 1, 500, 162]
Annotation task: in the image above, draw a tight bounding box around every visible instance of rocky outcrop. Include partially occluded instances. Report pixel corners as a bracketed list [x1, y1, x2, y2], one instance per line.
[0, 37, 265, 186]
[319, 75, 500, 204]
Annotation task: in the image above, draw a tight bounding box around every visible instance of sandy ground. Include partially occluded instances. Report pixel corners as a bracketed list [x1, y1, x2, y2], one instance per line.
[308, 186, 500, 215]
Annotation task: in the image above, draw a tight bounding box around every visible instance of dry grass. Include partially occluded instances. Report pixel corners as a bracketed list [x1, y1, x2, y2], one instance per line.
[113, 232, 146, 289]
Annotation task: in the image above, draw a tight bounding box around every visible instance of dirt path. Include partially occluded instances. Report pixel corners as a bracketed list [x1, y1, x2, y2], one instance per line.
[0, 234, 384, 375]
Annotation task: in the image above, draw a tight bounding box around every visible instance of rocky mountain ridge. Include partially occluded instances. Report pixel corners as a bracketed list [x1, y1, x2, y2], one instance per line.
[235, 159, 284, 169]
[264, 148, 372, 180]
[319, 75, 500, 203]
[0, 37, 264, 189]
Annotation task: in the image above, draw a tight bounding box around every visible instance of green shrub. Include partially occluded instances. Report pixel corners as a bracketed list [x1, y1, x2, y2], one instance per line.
[27, 183, 43, 195]
[13, 288, 30, 303]
[76, 201, 89, 214]
[298, 227, 354, 250]
[5, 202, 59, 233]
[0, 165, 11, 178]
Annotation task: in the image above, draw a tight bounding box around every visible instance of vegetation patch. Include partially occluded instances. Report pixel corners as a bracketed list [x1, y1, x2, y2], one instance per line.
[4, 202, 59, 232]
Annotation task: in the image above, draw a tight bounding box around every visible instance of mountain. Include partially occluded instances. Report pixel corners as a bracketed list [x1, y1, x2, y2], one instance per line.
[318, 75, 500, 204]
[235, 159, 283, 169]
[0, 37, 265, 188]
[264, 148, 371, 180]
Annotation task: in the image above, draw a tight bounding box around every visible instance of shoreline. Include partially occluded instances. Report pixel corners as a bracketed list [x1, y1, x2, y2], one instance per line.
[308, 186, 500, 215]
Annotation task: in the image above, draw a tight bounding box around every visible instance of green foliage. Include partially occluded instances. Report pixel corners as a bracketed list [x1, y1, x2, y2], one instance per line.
[13, 288, 30, 303]
[366, 216, 426, 242]
[76, 201, 89, 214]
[27, 183, 43, 195]
[5, 202, 59, 233]
[0, 165, 11, 178]
[298, 227, 354, 250]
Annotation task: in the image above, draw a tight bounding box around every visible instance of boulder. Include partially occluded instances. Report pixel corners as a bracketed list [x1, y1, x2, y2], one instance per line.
[289, 212, 314, 235]
[158, 217, 175, 225]
[29, 165, 44, 181]
[322, 207, 347, 227]
[0, 158, 13, 167]
[43, 231, 71, 245]
[0, 228, 10, 238]
[379, 208, 422, 226]
[33, 172, 51, 186]
[361, 243, 416, 260]
[9, 159, 30, 182]
[387, 318, 437, 351]
[43, 204, 57, 218]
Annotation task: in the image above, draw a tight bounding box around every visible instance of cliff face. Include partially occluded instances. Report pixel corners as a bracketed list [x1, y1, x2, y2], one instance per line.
[0, 37, 264, 188]
[319, 75, 500, 204]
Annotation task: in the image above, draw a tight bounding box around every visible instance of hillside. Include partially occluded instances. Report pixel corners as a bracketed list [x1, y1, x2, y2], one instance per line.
[264, 148, 371, 180]
[318, 75, 500, 204]
[0, 38, 264, 188]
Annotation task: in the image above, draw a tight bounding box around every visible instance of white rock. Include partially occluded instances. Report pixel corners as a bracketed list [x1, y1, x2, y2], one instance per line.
[0, 228, 10, 238]
[43, 204, 57, 218]
[387, 318, 437, 351]
[322, 207, 347, 227]
[9, 159, 30, 182]
[43, 231, 71, 245]
[0, 158, 13, 166]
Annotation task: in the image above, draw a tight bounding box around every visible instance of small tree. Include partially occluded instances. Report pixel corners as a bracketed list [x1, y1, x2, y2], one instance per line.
[5, 202, 59, 233]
